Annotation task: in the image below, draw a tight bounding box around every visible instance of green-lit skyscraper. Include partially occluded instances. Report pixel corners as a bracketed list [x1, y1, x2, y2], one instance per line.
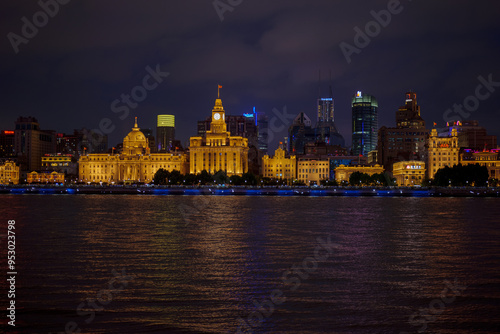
[156, 115, 175, 152]
[351, 91, 378, 156]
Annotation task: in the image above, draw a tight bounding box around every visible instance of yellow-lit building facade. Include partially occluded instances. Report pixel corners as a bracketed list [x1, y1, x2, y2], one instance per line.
[42, 155, 72, 168]
[460, 149, 500, 180]
[262, 147, 296, 181]
[298, 158, 330, 185]
[334, 165, 384, 183]
[428, 128, 459, 179]
[27, 171, 65, 184]
[42, 154, 78, 176]
[189, 96, 248, 176]
[393, 161, 426, 186]
[0, 160, 20, 184]
[79, 118, 188, 184]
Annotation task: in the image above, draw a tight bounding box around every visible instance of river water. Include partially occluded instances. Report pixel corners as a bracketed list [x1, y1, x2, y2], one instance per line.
[0, 195, 499, 333]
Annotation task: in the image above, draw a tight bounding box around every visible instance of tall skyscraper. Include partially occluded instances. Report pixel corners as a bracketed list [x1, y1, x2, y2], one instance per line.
[396, 92, 426, 129]
[317, 97, 334, 124]
[157, 115, 175, 152]
[351, 91, 378, 156]
[315, 97, 345, 147]
[56, 132, 78, 156]
[243, 107, 269, 154]
[14, 116, 56, 172]
[378, 92, 428, 171]
[316, 71, 335, 124]
[315, 74, 345, 148]
[0, 130, 15, 159]
[288, 112, 315, 155]
[141, 128, 156, 153]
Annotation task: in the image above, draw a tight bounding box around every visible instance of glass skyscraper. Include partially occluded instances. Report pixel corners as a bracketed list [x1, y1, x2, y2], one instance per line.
[156, 115, 175, 152]
[351, 91, 378, 156]
[316, 96, 345, 147]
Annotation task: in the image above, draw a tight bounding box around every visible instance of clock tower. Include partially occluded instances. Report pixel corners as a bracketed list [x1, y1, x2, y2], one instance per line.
[210, 86, 227, 134]
[188, 85, 249, 176]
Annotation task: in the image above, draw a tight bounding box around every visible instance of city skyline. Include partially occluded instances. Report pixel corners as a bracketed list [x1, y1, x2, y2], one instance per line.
[1, 1, 499, 151]
[2, 3, 500, 334]
[2, 87, 499, 155]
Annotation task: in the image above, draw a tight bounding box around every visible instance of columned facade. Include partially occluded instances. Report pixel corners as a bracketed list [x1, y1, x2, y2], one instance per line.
[427, 128, 459, 179]
[79, 118, 188, 183]
[189, 95, 249, 176]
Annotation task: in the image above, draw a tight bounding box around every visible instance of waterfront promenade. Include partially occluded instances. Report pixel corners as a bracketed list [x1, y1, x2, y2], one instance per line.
[1, 185, 499, 197]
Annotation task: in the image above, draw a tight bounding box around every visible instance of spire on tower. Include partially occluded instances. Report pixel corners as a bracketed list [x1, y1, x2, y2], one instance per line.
[318, 69, 321, 99]
[329, 69, 333, 98]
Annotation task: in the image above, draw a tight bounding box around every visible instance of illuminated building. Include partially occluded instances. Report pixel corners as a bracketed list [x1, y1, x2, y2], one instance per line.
[229, 108, 270, 154]
[256, 110, 269, 153]
[378, 92, 428, 171]
[27, 171, 64, 184]
[396, 91, 426, 129]
[242, 110, 267, 174]
[0, 160, 19, 184]
[289, 86, 346, 155]
[315, 83, 345, 147]
[317, 96, 334, 123]
[189, 92, 249, 176]
[367, 150, 378, 165]
[262, 147, 296, 181]
[199, 113, 259, 141]
[334, 164, 384, 183]
[157, 115, 175, 152]
[304, 142, 347, 156]
[301, 142, 366, 180]
[79, 118, 188, 183]
[440, 120, 497, 150]
[427, 128, 459, 179]
[298, 158, 330, 185]
[352, 91, 378, 156]
[55, 130, 108, 157]
[329, 155, 368, 180]
[198, 114, 257, 141]
[460, 149, 500, 179]
[56, 132, 78, 156]
[0, 130, 15, 158]
[198, 111, 260, 174]
[393, 161, 426, 186]
[42, 154, 78, 177]
[14, 116, 56, 172]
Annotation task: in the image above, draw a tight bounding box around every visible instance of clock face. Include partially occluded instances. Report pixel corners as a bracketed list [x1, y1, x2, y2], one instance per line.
[214, 113, 220, 120]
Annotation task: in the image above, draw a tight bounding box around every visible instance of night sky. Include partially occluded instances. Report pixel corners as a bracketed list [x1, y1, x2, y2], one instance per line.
[1, 0, 499, 151]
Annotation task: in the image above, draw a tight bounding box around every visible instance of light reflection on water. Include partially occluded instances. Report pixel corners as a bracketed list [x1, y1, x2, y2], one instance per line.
[0, 195, 499, 333]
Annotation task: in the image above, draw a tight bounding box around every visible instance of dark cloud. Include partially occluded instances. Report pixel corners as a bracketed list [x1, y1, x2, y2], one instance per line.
[1, 0, 499, 149]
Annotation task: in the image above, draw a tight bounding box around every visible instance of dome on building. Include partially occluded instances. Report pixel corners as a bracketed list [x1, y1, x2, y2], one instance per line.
[123, 117, 148, 155]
